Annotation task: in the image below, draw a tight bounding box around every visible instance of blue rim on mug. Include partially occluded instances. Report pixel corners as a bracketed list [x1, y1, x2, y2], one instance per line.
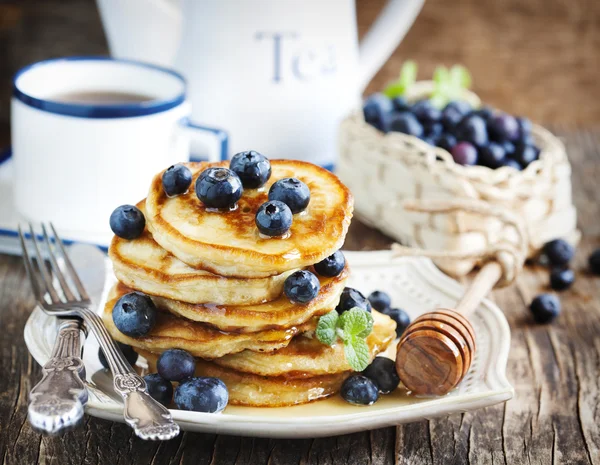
[12, 56, 187, 119]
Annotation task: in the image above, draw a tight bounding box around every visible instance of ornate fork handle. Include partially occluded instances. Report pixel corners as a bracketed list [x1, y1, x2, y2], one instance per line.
[76, 306, 180, 440]
[28, 320, 88, 434]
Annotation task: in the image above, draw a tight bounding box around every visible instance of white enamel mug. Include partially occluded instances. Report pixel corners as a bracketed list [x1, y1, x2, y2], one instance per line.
[11, 57, 227, 236]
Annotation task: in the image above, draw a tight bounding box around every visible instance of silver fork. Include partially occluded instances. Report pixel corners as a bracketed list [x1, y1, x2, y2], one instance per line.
[19, 223, 180, 441]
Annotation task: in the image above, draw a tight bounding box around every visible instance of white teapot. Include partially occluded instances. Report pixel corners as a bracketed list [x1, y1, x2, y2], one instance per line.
[97, 0, 424, 166]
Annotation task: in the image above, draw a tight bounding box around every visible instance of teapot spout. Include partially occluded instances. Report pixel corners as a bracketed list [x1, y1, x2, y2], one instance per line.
[96, 0, 182, 67]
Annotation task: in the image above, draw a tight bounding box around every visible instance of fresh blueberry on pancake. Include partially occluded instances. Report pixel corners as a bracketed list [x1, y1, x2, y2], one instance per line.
[195, 167, 243, 209]
[144, 373, 173, 406]
[175, 377, 229, 413]
[314, 250, 346, 277]
[229, 150, 271, 188]
[157, 349, 196, 382]
[98, 342, 138, 370]
[255, 200, 292, 236]
[341, 375, 379, 406]
[362, 357, 400, 394]
[336, 287, 371, 314]
[109, 204, 145, 240]
[112, 292, 157, 337]
[284, 270, 320, 304]
[268, 178, 310, 214]
[367, 290, 391, 312]
[162, 163, 193, 197]
[383, 307, 411, 337]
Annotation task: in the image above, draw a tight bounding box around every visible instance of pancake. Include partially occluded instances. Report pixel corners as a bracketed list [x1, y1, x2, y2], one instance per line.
[102, 284, 316, 359]
[139, 349, 350, 407]
[110, 202, 295, 305]
[213, 310, 396, 377]
[114, 262, 348, 333]
[145, 160, 353, 278]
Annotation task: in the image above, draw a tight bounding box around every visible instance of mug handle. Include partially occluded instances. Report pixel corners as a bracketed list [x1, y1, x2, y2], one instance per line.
[178, 118, 229, 162]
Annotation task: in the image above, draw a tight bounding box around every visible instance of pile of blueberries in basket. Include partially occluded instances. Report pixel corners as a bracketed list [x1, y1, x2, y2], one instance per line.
[363, 93, 539, 170]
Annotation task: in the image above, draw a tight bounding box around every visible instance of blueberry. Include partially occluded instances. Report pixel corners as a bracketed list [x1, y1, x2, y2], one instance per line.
[444, 100, 472, 116]
[109, 205, 145, 240]
[513, 143, 539, 167]
[98, 342, 138, 370]
[543, 239, 574, 266]
[363, 93, 393, 129]
[389, 112, 424, 138]
[284, 270, 320, 304]
[424, 122, 444, 138]
[361, 357, 400, 394]
[112, 292, 156, 337]
[488, 114, 520, 142]
[478, 142, 506, 169]
[255, 200, 293, 236]
[144, 373, 173, 406]
[384, 308, 411, 338]
[162, 164, 192, 197]
[530, 294, 561, 324]
[195, 167, 243, 209]
[411, 100, 441, 124]
[268, 178, 310, 214]
[392, 96, 410, 112]
[340, 375, 379, 405]
[550, 268, 575, 291]
[501, 158, 522, 170]
[456, 115, 488, 146]
[174, 377, 229, 413]
[157, 349, 196, 382]
[420, 137, 437, 147]
[436, 133, 457, 152]
[472, 106, 494, 121]
[314, 250, 345, 277]
[502, 140, 516, 156]
[229, 150, 271, 188]
[441, 106, 464, 131]
[517, 117, 532, 140]
[451, 142, 478, 166]
[336, 287, 371, 314]
[589, 249, 600, 275]
[367, 291, 391, 312]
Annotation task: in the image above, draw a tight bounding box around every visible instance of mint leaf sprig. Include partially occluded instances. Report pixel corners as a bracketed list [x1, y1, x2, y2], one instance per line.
[316, 308, 374, 372]
[430, 64, 472, 108]
[383, 60, 417, 99]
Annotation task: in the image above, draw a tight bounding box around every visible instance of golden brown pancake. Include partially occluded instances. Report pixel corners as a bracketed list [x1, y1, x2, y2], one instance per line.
[102, 284, 316, 358]
[110, 202, 296, 305]
[145, 160, 353, 278]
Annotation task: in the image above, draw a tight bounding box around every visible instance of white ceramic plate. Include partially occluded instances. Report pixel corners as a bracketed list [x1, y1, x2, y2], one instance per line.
[24, 251, 513, 438]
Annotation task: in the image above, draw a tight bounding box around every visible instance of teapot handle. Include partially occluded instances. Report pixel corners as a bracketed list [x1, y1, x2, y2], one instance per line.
[358, 0, 425, 92]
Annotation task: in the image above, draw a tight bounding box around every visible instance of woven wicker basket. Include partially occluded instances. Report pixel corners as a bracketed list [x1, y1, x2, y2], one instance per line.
[337, 81, 579, 277]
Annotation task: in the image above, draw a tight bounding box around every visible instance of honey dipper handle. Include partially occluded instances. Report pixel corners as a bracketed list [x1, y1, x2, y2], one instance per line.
[455, 261, 503, 316]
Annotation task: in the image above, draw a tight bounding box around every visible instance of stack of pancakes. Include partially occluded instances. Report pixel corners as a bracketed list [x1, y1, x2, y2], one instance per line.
[103, 160, 396, 407]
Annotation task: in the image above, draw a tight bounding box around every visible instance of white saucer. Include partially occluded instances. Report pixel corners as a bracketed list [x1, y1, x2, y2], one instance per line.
[23, 251, 513, 438]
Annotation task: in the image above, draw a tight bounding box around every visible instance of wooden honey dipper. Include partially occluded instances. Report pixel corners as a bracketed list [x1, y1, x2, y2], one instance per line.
[395, 260, 503, 396]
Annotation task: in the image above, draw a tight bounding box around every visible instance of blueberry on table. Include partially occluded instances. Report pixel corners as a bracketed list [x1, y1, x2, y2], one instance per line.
[363, 93, 393, 129]
[411, 100, 442, 124]
[501, 158, 522, 170]
[489, 114, 520, 142]
[284, 270, 320, 304]
[451, 142, 478, 166]
[268, 178, 310, 214]
[162, 163, 192, 197]
[550, 268, 575, 291]
[112, 292, 156, 337]
[389, 112, 424, 138]
[392, 96, 411, 112]
[589, 249, 600, 275]
[144, 373, 173, 406]
[340, 375, 379, 406]
[255, 200, 293, 237]
[436, 133, 458, 152]
[530, 294, 561, 324]
[229, 150, 271, 188]
[174, 377, 229, 413]
[157, 349, 196, 382]
[367, 290, 391, 312]
[478, 142, 506, 169]
[314, 250, 346, 277]
[195, 167, 243, 209]
[336, 287, 371, 314]
[362, 357, 400, 394]
[98, 342, 138, 370]
[109, 205, 145, 240]
[543, 239, 575, 267]
[513, 143, 539, 167]
[384, 308, 411, 338]
[456, 115, 488, 147]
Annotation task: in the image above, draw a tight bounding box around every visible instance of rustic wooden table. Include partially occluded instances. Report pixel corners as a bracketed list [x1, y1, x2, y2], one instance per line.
[0, 127, 597, 464]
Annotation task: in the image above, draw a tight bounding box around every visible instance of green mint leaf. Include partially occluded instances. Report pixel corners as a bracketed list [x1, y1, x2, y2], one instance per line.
[343, 337, 371, 371]
[399, 60, 417, 88]
[383, 82, 406, 98]
[449, 65, 472, 90]
[316, 310, 339, 346]
[433, 66, 449, 86]
[339, 307, 374, 340]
